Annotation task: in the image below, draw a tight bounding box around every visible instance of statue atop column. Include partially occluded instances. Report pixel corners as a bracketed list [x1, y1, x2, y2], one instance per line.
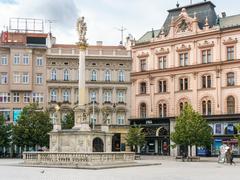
[76, 16, 87, 46]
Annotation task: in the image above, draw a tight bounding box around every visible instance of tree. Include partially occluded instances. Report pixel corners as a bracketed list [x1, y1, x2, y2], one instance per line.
[126, 126, 145, 153]
[0, 115, 12, 149]
[62, 110, 74, 129]
[171, 104, 212, 156]
[235, 124, 240, 149]
[12, 103, 52, 150]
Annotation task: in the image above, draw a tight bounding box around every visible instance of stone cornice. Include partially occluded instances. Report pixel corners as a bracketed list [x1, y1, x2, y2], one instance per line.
[198, 41, 214, 49]
[131, 59, 240, 77]
[223, 37, 238, 45]
[155, 48, 169, 56]
[137, 52, 149, 58]
[176, 44, 191, 52]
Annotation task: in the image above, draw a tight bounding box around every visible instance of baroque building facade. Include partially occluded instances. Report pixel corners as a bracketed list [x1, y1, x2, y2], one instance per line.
[46, 43, 132, 151]
[131, 1, 240, 156]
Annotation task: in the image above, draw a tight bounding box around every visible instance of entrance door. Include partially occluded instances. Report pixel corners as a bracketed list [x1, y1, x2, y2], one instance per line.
[92, 137, 104, 152]
[112, 133, 121, 151]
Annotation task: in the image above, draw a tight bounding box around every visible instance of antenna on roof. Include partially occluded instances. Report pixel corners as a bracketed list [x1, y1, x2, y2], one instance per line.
[46, 19, 56, 34]
[116, 25, 126, 45]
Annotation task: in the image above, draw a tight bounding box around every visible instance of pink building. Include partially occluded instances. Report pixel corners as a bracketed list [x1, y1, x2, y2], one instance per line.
[130, 1, 240, 156]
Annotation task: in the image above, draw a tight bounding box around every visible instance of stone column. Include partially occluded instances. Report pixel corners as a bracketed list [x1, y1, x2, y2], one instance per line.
[73, 16, 91, 131]
[155, 139, 158, 154]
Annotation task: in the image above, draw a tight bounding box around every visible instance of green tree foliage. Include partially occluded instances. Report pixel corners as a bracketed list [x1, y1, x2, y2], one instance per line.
[62, 110, 74, 129]
[0, 115, 12, 148]
[235, 124, 240, 147]
[12, 103, 52, 150]
[126, 126, 145, 152]
[171, 104, 212, 156]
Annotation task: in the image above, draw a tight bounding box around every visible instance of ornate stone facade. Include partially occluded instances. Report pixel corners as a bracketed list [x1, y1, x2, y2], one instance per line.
[131, 1, 240, 156]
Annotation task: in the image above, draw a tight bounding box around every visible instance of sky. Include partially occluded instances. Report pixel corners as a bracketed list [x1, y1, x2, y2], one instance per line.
[0, 0, 239, 45]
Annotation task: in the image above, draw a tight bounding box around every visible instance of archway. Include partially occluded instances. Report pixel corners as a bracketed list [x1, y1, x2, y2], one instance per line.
[92, 137, 104, 152]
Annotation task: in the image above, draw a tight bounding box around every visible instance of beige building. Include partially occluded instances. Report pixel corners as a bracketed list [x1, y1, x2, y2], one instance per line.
[0, 32, 48, 123]
[46, 42, 132, 151]
[131, 1, 240, 156]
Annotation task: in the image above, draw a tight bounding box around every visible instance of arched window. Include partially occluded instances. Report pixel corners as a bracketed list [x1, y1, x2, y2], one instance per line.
[202, 100, 211, 115]
[50, 89, 57, 102]
[118, 70, 125, 82]
[63, 90, 70, 102]
[140, 82, 147, 94]
[63, 69, 69, 81]
[104, 69, 111, 81]
[227, 72, 234, 86]
[179, 101, 188, 113]
[227, 96, 235, 114]
[91, 70, 97, 81]
[159, 103, 167, 117]
[51, 69, 57, 80]
[140, 103, 147, 118]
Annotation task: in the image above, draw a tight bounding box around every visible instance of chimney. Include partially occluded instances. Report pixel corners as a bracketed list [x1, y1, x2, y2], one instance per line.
[221, 12, 226, 18]
[96, 41, 103, 46]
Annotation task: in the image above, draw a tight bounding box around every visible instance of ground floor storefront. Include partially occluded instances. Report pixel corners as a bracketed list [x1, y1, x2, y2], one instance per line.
[129, 118, 170, 155]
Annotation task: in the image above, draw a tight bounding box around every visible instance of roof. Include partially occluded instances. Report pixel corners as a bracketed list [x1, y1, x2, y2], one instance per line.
[136, 29, 161, 44]
[136, 1, 217, 45]
[162, 1, 217, 34]
[220, 14, 240, 29]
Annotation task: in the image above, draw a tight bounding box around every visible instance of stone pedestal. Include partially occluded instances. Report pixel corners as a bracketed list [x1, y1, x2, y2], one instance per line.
[73, 105, 91, 131]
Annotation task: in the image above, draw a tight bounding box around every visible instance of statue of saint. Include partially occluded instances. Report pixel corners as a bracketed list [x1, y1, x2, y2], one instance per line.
[76, 16, 87, 44]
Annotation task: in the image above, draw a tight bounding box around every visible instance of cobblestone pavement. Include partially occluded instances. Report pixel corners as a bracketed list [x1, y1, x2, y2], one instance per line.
[0, 158, 239, 180]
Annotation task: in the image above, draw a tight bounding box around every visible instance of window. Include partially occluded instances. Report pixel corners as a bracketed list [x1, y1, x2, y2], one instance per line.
[91, 70, 97, 81]
[140, 103, 147, 118]
[13, 72, 21, 83]
[159, 80, 167, 93]
[13, 54, 20, 64]
[117, 113, 125, 125]
[202, 75, 211, 88]
[118, 70, 125, 82]
[22, 72, 29, 84]
[104, 70, 111, 81]
[159, 103, 167, 117]
[63, 90, 70, 102]
[50, 89, 57, 102]
[51, 69, 57, 80]
[140, 82, 147, 94]
[32, 92, 43, 103]
[159, 56, 167, 69]
[180, 101, 188, 112]
[227, 46, 234, 60]
[179, 78, 188, 90]
[202, 100, 211, 115]
[117, 91, 125, 103]
[23, 92, 31, 103]
[63, 69, 69, 81]
[179, 53, 188, 66]
[0, 92, 11, 103]
[36, 57, 43, 66]
[90, 90, 97, 102]
[0, 73, 8, 84]
[202, 50, 211, 64]
[36, 74, 43, 84]
[13, 92, 20, 103]
[227, 96, 235, 114]
[140, 59, 146, 71]
[23, 54, 29, 65]
[103, 90, 112, 103]
[227, 72, 234, 86]
[1, 55, 8, 65]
